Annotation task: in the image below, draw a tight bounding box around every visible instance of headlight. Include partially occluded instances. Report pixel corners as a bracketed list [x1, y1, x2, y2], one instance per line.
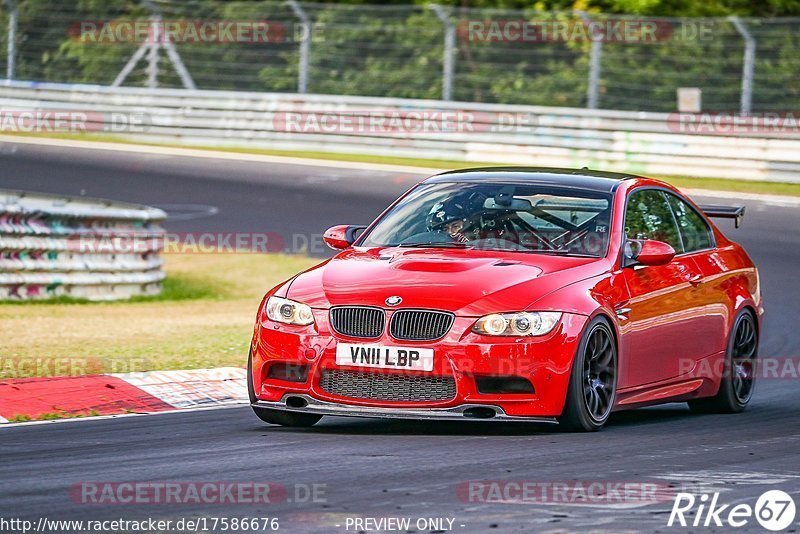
[472, 312, 562, 337]
[265, 296, 315, 326]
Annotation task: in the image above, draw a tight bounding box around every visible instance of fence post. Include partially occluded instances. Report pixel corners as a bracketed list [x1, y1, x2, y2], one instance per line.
[288, 0, 311, 94]
[161, 22, 196, 90]
[3, 0, 17, 83]
[577, 11, 602, 110]
[146, 18, 160, 89]
[112, 10, 195, 90]
[729, 16, 755, 116]
[429, 4, 454, 101]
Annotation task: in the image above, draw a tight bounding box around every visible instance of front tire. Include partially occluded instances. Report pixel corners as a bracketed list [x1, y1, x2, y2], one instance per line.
[559, 317, 618, 432]
[688, 309, 757, 414]
[247, 348, 322, 428]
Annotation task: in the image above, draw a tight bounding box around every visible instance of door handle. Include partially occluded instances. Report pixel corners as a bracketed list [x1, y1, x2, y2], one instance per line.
[614, 304, 632, 321]
[687, 273, 705, 287]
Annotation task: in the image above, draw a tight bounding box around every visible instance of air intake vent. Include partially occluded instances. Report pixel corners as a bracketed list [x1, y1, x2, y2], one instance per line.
[389, 310, 455, 341]
[319, 370, 456, 402]
[329, 306, 385, 338]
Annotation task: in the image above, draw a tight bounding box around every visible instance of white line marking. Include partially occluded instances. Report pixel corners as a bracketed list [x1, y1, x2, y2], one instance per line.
[0, 135, 440, 174]
[2, 135, 797, 204]
[683, 188, 800, 207]
[659, 470, 800, 486]
[152, 203, 219, 221]
[0, 403, 246, 429]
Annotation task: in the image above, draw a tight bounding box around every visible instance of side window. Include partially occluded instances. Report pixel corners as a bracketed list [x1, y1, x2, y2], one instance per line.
[625, 189, 684, 253]
[666, 193, 714, 252]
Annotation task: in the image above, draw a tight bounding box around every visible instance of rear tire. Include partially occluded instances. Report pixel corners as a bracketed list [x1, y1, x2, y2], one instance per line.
[559, 317, 618, 432]
[247, 347, 322, 428]
[688, 309, 756, 414]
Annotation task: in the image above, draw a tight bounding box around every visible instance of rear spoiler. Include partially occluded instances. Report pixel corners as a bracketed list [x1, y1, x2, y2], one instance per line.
[698, 204, 746, 228]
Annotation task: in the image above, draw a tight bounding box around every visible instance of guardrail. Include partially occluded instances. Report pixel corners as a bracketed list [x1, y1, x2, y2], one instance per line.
[1, 81, 799, 183]
[0, 189, 166, 301]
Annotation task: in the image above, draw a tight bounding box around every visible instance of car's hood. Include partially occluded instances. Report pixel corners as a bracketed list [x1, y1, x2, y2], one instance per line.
[286, 247, 608, 316]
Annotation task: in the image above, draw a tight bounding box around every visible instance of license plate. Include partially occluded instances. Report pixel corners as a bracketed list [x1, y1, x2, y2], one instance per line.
[336, 343, 434, 372]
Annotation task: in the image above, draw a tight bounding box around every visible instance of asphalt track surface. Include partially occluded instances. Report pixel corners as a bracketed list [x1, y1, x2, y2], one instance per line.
[1, 141, 799, 533]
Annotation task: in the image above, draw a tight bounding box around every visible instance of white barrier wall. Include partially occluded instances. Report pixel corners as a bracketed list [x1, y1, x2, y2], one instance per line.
[0, 189, 166, 301]
[0, 81, 799, 183]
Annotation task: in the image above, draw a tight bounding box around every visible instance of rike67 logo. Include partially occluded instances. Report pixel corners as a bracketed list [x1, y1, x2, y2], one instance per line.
[669, 490, 797, 531]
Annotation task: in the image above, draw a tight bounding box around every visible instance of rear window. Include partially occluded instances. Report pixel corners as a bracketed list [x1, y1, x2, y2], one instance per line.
[666, 193, 714, 252]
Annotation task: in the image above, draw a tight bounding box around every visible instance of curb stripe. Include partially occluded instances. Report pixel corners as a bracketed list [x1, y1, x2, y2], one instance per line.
[0, 375, 174, 422]
[0, 368, 249, 424]
[114, 368, 248, 409]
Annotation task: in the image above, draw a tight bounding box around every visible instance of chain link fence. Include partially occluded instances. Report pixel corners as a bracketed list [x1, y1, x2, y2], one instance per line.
[0, 0, 798, 113]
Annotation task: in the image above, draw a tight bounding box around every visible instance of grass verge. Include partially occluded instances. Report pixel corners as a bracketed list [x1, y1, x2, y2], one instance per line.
[0, 253, 318, 379]
[3, 132, 800, 197]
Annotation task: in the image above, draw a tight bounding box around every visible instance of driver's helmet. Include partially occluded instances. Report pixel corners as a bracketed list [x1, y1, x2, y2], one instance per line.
[426, 191, 482, 234]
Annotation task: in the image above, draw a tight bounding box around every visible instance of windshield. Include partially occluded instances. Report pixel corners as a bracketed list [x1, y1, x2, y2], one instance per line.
[359, 182, 612, 257]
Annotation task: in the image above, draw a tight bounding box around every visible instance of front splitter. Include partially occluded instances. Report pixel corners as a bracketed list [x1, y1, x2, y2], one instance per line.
[252, 394, 559, 423]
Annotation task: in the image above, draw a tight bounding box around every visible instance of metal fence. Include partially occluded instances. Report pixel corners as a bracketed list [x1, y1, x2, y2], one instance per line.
[0, 1, 798, 113]
[0, 189, 166, 301]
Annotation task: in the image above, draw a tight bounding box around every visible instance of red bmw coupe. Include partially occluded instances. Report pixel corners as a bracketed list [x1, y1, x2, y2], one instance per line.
[248, 168, 762, 431]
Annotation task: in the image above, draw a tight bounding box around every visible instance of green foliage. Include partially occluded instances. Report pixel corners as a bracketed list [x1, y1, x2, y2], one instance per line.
[2, 0, 798, 110]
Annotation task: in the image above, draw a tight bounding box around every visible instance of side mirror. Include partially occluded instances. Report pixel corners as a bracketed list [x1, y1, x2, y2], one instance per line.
[625, 239, 676, 267]
[323, 225, 367, 250]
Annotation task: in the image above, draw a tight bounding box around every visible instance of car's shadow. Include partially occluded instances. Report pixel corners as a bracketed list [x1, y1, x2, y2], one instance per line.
[248, 404, 702, 436]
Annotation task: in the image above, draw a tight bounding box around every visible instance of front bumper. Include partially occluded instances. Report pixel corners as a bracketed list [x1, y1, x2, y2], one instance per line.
[252, 395, 557, 423]
[251, 309, 589, 419]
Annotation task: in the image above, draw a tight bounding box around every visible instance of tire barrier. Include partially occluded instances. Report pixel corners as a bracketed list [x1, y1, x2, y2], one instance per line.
[0, 189, 166, 301]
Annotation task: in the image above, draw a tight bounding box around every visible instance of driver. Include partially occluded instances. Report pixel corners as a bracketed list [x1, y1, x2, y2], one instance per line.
[426, 192, 481, 242]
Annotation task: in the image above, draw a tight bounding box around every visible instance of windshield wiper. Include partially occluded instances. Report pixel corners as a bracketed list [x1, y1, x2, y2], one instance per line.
[514, 248, 573, 255]
[516, 249, 596, 257]
[392, 242, 595, 256]
[395, 242, 472, 249]
[472, 246, 595, 257]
